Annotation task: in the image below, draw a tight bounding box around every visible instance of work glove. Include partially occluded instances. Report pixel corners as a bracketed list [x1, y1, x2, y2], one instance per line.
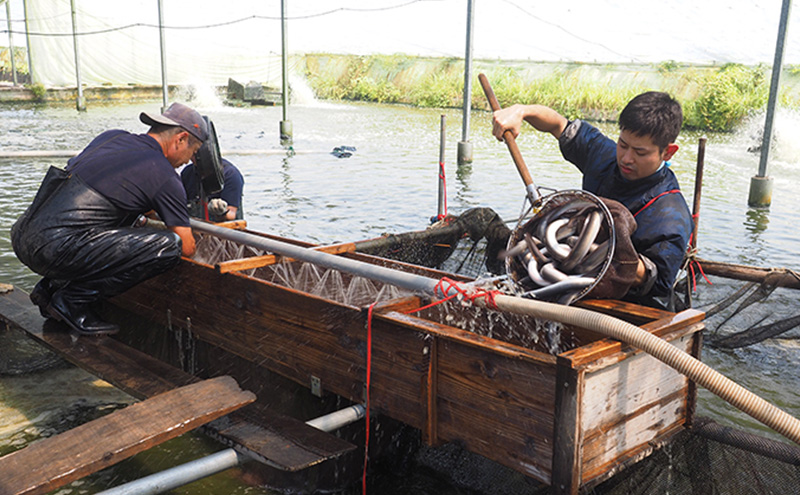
[584, 198, 639, 300]
[207, 198, 228, 218]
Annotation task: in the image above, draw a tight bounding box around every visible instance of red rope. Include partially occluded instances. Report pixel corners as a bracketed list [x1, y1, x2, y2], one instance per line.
[403, 277, 502, 314]
[633, 189, 681, 217]
[362, 302, 376, 494]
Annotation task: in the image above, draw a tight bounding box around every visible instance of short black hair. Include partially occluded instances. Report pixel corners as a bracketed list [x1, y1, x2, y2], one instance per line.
[618, 91, 682, 150]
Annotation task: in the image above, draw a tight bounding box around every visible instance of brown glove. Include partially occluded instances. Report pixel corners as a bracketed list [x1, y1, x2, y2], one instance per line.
[585, 198, 639, 299]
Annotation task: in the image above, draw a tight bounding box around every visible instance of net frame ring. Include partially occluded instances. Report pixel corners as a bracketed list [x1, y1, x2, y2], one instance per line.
[194, 116, 225, 195]
[505, 190, 616, 304]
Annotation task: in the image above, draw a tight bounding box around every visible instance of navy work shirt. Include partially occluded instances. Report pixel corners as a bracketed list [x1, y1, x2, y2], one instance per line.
[66, 130, 190, 227]
[181, 158, 244, 212]
[559, 120, 693, 309]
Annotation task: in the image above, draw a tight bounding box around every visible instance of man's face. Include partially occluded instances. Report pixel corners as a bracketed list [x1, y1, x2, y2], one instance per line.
[166, 132, 202, 168]
[616, 129, 677, 181]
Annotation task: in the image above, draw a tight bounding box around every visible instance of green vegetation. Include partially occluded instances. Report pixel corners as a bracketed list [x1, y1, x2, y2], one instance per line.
[683, 64, 769, 131]
[25, 82, 46, 101]
[303, 54, 797, 133]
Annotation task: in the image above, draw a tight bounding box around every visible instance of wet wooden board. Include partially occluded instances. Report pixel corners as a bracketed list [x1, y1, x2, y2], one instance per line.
[0, 376, 255, 495]
[0, 286, 357, 473]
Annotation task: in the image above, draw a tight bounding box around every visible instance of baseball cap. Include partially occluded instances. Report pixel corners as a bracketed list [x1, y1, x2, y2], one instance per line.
[139, 102, 208, 142]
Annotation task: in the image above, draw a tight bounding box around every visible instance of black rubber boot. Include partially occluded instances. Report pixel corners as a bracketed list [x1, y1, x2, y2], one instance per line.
[46, 290, 119, 336]
[29, 279, 53, 318]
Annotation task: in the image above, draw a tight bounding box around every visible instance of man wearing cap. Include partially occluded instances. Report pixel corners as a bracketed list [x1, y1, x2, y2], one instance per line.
[11, 102, 207, 336]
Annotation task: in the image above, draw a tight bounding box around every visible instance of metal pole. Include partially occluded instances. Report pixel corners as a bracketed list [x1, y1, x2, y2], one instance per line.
[190, 219, 443, 297]
[157, 0, 168, 111]
[279, 0, 292, 145]
[5, 0, 18, 85]
[749, 0, 792, 207]
[69, 0, 86, 111]
[22, 0, 32, 83]
[437, 115, 447, 220]
[457, 0, 475, 165]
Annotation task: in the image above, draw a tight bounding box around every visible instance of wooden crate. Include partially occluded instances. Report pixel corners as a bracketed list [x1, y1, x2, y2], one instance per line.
[110, 235, 703, 494]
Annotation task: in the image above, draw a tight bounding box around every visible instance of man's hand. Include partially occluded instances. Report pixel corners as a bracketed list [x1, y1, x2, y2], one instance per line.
[208, 198, 228, 217]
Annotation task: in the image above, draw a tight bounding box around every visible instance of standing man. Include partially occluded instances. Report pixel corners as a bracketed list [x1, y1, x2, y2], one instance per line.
[11, 102, 207, 335]
[492, 92, 693, 310]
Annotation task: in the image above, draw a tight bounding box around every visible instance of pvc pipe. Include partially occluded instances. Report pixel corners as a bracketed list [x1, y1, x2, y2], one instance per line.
[95, 405, 366, 495]
[96, 448, 244, 495]
[306, 404, 366, 432]
[191, 220, 800, 446]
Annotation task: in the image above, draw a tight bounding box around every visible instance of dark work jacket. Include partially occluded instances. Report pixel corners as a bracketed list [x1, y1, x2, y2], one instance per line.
[559, 119, 693, 310]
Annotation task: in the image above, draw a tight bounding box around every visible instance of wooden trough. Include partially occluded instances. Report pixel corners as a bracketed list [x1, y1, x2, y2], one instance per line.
[93, 224, 704, 494]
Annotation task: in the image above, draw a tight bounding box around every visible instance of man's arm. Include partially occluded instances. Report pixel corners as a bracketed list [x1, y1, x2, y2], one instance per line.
[492, 104, 569, 141]
[170, 226, 196, 257]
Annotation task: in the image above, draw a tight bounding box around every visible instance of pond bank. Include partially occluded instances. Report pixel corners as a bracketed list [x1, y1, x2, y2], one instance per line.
[4, 53, 800, 131]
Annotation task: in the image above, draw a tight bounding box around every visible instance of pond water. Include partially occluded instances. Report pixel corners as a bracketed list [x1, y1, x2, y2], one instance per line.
[1, 96, 800, 493]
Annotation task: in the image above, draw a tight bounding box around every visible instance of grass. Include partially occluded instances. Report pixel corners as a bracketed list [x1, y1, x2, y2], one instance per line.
[303, 54, 796, 133]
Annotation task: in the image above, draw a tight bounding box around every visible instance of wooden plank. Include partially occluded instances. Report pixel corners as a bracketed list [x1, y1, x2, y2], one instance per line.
[0, 287, 357, 473]
[214, 242, 358, 274]
[217, 253, 280, 273]
[559, 309, 704, 369]
[0, 376, 255, 495]
[576, 298, 673, 325]
[551, 357, 583, 495]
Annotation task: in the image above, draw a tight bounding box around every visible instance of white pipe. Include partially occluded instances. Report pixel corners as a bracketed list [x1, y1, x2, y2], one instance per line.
[96, 449, 244, 495]
[306, 404, 366, 432]
[192, 220, 800, 446]
[95, 405, 366, 495]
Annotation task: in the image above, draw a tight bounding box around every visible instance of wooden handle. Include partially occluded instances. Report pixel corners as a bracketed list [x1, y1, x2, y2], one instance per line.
[478, 73, 535, 188]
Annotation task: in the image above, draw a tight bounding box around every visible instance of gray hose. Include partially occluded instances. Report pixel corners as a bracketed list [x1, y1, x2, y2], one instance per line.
[190, 220, 800, 446]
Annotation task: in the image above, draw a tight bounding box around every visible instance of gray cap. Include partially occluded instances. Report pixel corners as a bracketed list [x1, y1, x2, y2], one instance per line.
[139, 102, 208, 142]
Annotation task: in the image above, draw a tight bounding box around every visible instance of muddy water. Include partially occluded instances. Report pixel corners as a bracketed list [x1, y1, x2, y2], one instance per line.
[1, 98, 800, 492]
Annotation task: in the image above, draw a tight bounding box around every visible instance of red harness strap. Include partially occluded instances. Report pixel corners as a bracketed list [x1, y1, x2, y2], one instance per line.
[633, 189, 681, 217]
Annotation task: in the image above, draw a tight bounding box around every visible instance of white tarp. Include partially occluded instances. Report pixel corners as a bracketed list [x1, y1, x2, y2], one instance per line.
[27, 0, 284, 87]
[17, 0, 800, 88]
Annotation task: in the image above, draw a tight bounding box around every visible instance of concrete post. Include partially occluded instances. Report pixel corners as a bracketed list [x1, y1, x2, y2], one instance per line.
[280, 0, 292, 146]
[69, 0, 86, 111]
[457, 0, 475, 165]
[748, 0, 792, 207]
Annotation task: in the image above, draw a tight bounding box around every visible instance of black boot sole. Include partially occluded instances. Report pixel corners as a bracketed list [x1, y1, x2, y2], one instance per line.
[45, 303, 120, 336]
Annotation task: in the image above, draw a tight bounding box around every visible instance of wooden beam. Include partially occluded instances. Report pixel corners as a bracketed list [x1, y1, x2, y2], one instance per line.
[0, 376, 255, 495]
[694, 258, 800, 289]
